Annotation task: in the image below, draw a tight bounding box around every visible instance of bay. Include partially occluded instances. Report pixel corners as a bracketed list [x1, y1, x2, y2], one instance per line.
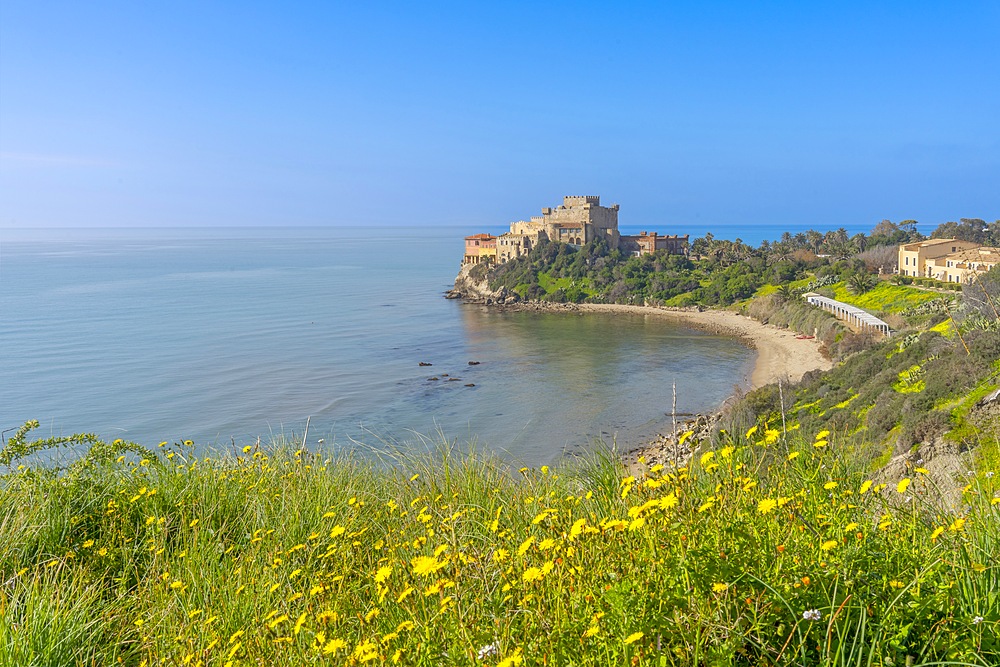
[0, 227, 755, 465]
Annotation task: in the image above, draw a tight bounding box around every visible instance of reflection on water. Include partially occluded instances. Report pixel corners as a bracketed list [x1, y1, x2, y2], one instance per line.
[1, 228, 755, 466]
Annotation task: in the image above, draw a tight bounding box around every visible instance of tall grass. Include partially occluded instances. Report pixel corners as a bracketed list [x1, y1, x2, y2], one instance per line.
[1, 421, 997, 665]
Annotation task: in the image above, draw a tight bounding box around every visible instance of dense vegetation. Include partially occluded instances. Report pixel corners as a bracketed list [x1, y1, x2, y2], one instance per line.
[2, 416, 998, 666]
[483, 220, 938, 307]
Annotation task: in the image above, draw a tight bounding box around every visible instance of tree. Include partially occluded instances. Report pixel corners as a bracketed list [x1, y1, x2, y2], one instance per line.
[931, 218, 987, 243]
[847, 271, 877, 295]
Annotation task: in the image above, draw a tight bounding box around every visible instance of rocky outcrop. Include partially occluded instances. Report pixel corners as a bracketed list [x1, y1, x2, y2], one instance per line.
[446, 264, 521, 306]
[624, 413, 720, 473]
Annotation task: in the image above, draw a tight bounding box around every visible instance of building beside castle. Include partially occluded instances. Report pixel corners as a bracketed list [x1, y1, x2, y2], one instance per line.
[463, 195, 688, 266]
[898, 239, 999, 283]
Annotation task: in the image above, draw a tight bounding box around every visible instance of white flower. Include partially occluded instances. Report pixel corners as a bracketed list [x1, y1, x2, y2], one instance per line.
[972, 615, 984, 625]
[916, 459, 924, 465]
[802, 609, 822, 621]
[987, 472, 995, 478]
[477, 643, 498, 660]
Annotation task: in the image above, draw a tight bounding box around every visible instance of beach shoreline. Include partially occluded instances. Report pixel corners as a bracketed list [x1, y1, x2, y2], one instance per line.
[462, 299, 834, 468]
[573, 303, 832, 390]
[470, 300, 832, 390]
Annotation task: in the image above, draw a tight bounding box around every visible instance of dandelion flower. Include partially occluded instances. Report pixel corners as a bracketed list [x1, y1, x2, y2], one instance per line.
[411, 555, 443, 577]
[583, 625, 599, 638]
[322, 638, 347, 654]
[497, 649, 524, 667]
[522, 567, 543, 583]
[820, 540, 838, 551]
[624, 631, 644, 645]
[896, 478, 911, 493]
[757, 498, 777, 514]
[712, 582, 728, 593]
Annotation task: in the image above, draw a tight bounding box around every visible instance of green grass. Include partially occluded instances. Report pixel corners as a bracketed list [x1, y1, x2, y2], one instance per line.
[536, 272, 594, 297]
[830, 282, 941, 315]
[2, 421, 999, 666]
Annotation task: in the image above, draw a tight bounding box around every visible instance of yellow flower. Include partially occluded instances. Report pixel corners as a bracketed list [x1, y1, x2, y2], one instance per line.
[949, 517, 966, 532]
[497, 649, 524, 667]
[374, 565, 392, 583]
[700, 451, 715, 467]
[821, 539, 839, 551]
[517, 536, 535, 556]
[624, 631, 644, 645]
[813, 440, 828, 448]
[569, 518, 587, 539]
[411, 555, 443, 577]
[930, 526, 944, 541]
[712, 582, 728, 593]
[322, 638, 347, 654]
[523, 567, 543, 583]
[538, 538, 557, 551]
[757, 498, 777, 514]
[824, 481, 838, 490]
[659, 493, 678, 509]
[745, 425, 758, 438]
[816, 430, 830, 440]
[583, 624, 599, 637]
[896, 478, 911, 494]
[787, 451, 800, 461]
[82, 540, 94, 549]
[859, 480, 873, 495]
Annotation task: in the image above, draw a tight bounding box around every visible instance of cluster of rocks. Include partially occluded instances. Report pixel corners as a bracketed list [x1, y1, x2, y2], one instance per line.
[624, 413, 721, 473]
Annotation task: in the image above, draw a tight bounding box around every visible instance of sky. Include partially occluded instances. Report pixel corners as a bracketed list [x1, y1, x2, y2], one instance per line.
[1, 1, 998, 230]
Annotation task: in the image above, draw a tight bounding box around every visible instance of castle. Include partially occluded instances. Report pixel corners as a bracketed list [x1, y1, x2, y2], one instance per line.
[463, 195, 688, 266]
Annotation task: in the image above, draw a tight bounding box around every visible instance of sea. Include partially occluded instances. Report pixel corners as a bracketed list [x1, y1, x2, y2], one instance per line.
[1, 222, 876, 466]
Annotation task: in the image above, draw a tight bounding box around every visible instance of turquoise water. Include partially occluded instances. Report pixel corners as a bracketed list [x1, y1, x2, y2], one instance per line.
[0, 227, 754, 465]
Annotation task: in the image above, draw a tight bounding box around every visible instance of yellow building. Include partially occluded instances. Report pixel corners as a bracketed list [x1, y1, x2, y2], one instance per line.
[924, 245, 1000, 284]
[897, 239, 980, 278]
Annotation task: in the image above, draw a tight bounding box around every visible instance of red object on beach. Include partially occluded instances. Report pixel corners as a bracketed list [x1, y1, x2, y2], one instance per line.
[795, 335, 815, 340]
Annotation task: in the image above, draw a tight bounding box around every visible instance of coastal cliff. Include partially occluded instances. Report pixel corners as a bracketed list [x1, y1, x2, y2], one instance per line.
[446, 263, 521, 305]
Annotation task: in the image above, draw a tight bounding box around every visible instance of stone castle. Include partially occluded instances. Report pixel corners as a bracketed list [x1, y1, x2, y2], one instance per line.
[463, 195, 688, 266]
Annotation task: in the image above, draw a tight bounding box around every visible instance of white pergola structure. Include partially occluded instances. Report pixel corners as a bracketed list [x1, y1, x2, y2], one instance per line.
[803, 293, 893, 337]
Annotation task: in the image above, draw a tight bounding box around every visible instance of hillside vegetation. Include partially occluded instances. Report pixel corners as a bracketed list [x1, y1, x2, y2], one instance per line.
[2, 417, 998, 666]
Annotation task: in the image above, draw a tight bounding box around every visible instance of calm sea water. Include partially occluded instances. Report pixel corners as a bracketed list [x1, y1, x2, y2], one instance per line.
[1, 227, 755, 465]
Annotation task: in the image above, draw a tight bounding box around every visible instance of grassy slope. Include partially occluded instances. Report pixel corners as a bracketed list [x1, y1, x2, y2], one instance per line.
[2, 418, 999, 665]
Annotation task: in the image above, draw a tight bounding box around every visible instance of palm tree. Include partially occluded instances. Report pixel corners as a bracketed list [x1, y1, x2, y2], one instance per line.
[848, 272, 877, 295]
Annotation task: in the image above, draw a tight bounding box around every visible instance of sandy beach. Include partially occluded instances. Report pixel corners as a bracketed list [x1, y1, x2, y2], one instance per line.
[574, 303, 832, 389]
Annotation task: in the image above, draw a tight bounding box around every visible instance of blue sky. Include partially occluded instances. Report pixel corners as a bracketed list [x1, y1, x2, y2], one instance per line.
[1, 1, 997, 229]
